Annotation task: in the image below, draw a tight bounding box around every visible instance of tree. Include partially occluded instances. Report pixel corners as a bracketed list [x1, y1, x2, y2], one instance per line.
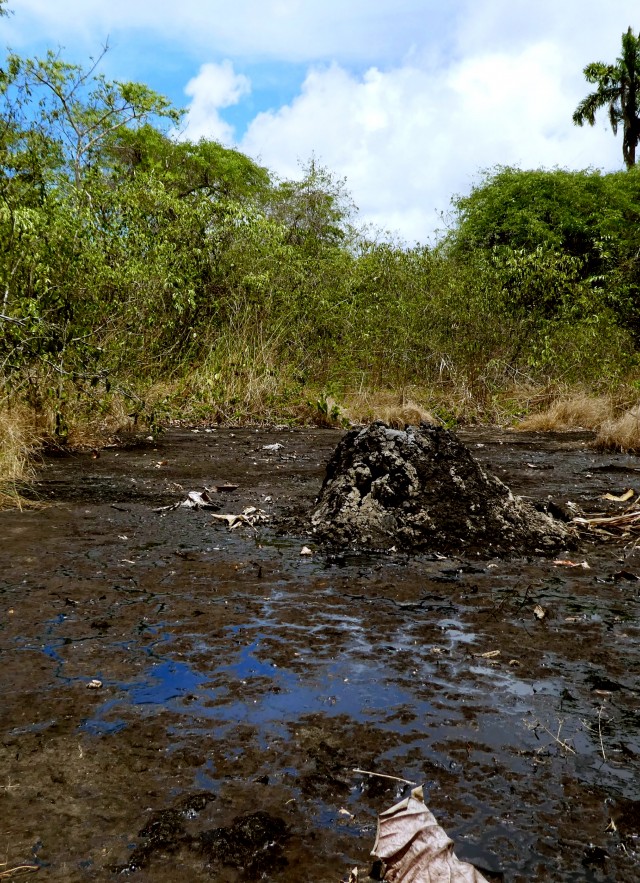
[5, 47, 181, 190]
[106, 124, 270, 202]
[268, 158, 357, 254]
[573, 27, 640, 169]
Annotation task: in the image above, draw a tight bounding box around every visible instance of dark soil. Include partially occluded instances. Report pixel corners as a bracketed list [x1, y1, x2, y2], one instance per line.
[1, 425, 639, 882]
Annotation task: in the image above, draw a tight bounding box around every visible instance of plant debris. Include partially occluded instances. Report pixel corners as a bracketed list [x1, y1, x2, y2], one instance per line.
[210, 506, 269, 530]
[573, 509, 640, 537]
[602, 489, 634, 502]
[153, 489, 220, 512]
[371, 785, 489, 882]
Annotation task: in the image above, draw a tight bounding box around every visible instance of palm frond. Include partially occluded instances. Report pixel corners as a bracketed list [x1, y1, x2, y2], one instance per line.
[574, 27, 640, 167]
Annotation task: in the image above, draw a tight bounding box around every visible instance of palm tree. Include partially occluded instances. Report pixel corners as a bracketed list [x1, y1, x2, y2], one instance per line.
[573, 27, 640, 168]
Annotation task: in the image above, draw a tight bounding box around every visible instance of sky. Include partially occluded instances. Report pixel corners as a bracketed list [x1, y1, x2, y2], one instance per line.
[2, 1, 638, 244]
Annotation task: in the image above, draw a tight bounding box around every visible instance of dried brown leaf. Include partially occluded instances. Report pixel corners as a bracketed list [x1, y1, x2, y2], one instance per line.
[372, 786, 489, 882]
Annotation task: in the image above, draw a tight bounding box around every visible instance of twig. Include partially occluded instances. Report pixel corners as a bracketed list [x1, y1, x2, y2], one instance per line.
[526, 718, 576, 754]
[0, 313, 28, 326]
[549, 720, 576, 754]
[597, 701, 607, 762]
[353, 768, 417, 785]
[0, 865, 39, 878]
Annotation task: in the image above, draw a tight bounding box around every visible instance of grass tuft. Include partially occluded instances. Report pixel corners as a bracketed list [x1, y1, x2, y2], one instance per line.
[0, 402, 42, 509]
[341, 390, 439, 427]
[514, 394, 615, 432]
[594, 404, 640, 453]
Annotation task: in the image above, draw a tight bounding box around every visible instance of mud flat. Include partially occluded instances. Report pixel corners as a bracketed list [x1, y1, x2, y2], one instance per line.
[0, 426, 639, 881]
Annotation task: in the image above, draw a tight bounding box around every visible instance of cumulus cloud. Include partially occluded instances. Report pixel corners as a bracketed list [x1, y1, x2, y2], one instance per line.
[180, 61, 250, 144]
[5, 0, 640, 241]
[240, 42, 620, 243]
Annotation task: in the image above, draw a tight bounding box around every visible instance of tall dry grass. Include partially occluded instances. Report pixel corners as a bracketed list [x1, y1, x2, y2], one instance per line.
[594, 405, 640, 453]
[0, 402, 42, 508]
[513, 389, 640, 453]
[340, 389, 438, 427]
[514, 394, 616, 432]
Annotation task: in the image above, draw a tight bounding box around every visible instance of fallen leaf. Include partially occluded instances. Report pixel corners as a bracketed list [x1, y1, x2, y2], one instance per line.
[338, 807, 354, 817]
[211, 513, 239, 526]
[475, 649, 501, 658]
[182, 490, 218, 509]
[602, 489, 634, 502]
[553, 559, 590, 569]
[372, 785, 489, 882]
[533, 604, 547, 620]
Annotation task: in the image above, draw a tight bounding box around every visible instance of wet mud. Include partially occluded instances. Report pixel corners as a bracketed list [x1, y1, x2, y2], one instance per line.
[1, 426, 639, 881]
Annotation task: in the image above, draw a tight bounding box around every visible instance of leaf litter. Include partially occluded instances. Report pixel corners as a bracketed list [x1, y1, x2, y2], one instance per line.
[153, 489, 220, 512]
[210, 507, 270, 530]
[371, 786, 489, 882]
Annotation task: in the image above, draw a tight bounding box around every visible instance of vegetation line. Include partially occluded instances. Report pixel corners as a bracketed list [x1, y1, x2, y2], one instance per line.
[3, 19, 640, 501]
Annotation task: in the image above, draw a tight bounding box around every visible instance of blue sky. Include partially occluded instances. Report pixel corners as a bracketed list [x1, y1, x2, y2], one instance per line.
[2, 1, 639, 244]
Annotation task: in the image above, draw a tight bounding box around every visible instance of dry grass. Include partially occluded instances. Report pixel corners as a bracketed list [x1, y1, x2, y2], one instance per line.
[0, 387, 139, 509]
[177, 331, 300, 425]
[341, 389, 439, 427]
[63, 395, 136, 448]
[512, 389, 640, 452]
[514, 394, 616, 432]
[594, 404, 640, 453]
[0, 402, 43, 509]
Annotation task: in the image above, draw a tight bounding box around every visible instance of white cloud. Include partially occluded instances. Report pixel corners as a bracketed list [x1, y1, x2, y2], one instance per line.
[6, 0, 639, 68]
[4, 0, 450, 64]
[240, 42, 622, 243]
[180, 61, 250, 144]
[4, 0, 640, 241]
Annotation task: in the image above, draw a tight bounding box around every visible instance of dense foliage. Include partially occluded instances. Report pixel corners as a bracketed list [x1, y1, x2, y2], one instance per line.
[1, 41, 639, 444]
